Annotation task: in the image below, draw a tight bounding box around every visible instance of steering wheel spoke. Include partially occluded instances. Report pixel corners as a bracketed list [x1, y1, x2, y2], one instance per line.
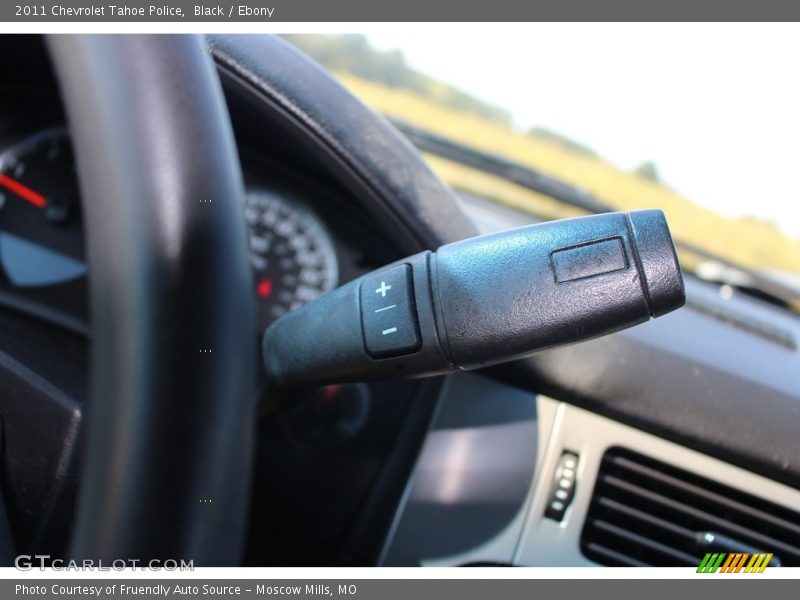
[0, 310, 84, 557]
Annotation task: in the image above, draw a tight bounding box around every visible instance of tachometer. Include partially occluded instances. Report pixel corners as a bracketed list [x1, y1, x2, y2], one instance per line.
[0, 128, 87, 329]
[245, 186, 338, 328]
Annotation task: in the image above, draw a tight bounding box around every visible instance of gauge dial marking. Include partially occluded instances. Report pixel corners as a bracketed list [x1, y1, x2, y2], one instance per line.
[0, 173, 47, 208]
[245, 187, 338, 328]
[0, 128, 87, 331]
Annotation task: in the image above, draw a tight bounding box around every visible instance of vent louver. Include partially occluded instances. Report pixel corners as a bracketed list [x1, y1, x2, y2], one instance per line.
[580, 447, 800, 567]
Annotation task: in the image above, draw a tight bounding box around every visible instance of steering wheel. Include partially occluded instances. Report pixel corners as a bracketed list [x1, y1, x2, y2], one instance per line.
[48, 36, 256, 565]
[40, 34, 476, 565]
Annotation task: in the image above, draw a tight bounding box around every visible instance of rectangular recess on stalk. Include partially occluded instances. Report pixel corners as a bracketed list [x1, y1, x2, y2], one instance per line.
[552, 237, 628, 283]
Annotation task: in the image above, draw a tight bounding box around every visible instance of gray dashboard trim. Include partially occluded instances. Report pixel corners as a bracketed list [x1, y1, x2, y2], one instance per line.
[458, 192, 800, 489]
[515, 397, 800, 566]
[383, 380, 800, 566]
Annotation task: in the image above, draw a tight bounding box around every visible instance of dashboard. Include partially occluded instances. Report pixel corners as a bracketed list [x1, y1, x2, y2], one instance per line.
[378, 193, 800, 566]
[1, 36, 799, 567]
[0, 65, 423, 562]
[0, 123, 379, 337]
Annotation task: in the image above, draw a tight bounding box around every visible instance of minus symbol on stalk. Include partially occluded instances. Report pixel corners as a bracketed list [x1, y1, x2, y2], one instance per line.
[382, 327, 398, 335]
[375, 304, 396, 313]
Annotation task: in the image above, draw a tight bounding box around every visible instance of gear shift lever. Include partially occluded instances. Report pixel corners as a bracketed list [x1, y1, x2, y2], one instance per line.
[263, 210, 684, 387]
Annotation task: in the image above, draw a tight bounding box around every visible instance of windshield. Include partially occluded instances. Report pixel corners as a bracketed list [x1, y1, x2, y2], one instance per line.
[285, 27, 800, 310]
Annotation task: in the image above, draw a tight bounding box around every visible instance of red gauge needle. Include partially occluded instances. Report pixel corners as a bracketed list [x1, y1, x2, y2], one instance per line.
[0, 173, 47, 208]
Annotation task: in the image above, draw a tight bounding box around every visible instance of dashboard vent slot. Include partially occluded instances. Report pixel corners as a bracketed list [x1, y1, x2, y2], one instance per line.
[580, 447, 800, 567]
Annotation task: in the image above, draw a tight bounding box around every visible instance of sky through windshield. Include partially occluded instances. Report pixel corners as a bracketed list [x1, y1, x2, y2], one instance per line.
[365, 23, 800, 239]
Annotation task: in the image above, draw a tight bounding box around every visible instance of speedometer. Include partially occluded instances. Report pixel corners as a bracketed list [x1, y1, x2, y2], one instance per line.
[245, 187, 338, 328]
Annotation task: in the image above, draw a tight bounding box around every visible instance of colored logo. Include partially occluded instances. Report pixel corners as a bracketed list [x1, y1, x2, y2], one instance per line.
[697, 553, 773, 573]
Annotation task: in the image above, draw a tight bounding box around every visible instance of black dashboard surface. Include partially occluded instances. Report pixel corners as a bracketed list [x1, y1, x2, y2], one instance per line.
[461, 192, 800, 489]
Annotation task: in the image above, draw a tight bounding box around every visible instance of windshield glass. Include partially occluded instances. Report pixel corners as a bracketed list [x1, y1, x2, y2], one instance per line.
[286, 26, 800, 309]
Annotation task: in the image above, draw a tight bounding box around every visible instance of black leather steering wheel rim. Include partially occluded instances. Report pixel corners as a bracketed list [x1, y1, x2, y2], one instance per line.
[46, 35, 257, 565]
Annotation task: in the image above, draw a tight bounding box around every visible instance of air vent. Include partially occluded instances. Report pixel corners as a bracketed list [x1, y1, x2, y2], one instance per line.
[581, 447, 800, 567]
